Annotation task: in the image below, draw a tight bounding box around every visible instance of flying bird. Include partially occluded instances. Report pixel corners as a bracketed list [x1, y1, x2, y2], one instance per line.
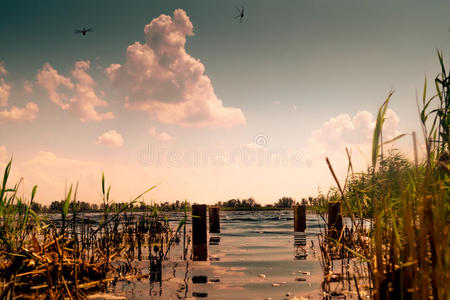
[74, 26, 93, 36]
[234, 6, 245, 23]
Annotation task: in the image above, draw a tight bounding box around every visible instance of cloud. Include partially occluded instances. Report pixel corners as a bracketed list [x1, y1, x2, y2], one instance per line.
[0, 63, 38, 123]
[23, 81, 33, 93]
[37, 61, 114, 122]
[11, 151, 166, 205]
[70, 61, 115, 122]
[19, 151, 106, 202]
[96, 130, 124, 148]
[148, 126, 173, 141]
[0, 102, 39, 123]
[0, 78, 11, 107]
[0, 61, 7, 76]
[308, 108, 401, 161]
[11, 149, 320, 205]
[157, 132, 172, 141]
[302, 108, 402, 184]
[36, 63, 73, 110]
[106, 9, 246, 128]
[0, 63, 11, 107]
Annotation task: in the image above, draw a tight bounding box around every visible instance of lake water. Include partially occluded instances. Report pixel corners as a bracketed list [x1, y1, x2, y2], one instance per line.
[99, 210, 326, 300]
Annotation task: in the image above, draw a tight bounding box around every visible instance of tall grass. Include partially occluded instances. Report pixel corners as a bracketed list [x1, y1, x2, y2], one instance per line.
[319, 52, 449, 299]
[0, 164, 188, 299]
[0, 160, 38, 255]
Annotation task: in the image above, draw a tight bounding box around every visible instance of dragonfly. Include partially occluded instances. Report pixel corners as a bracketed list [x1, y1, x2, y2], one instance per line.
[74, 26, 93, 36]
[234, 7, 245, 23]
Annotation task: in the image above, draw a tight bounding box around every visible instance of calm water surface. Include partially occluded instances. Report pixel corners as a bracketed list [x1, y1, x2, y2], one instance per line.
[103, 210, 325, 300]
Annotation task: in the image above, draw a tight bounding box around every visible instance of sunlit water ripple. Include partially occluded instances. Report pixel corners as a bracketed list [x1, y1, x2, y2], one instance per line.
[103, 210, 326, 300]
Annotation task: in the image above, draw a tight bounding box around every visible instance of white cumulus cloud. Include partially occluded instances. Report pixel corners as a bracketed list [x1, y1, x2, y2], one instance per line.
[37, 61, 114, 122]
[36, 63, 73, 110]
[0, 62, 38, 123]
[0, 102, 39, 123]
[148, 126, 173, 141]
[0, 62, 11, 107]
[157, 132, 172, 141]
[308, 108, 401, 164]
[303, 108, 402, 184]
[70, 61, 115, 122]
[0, 62, 7, 76]
[106, 9, 246, 128]
[23, 81, 33, 94]
[96, 130, 124, 148]
[0, 78, 11, 107]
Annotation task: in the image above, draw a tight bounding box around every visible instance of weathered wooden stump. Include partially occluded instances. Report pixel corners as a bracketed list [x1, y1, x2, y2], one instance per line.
[192, 204, 207, 261]
[293, 205, 306, 232]
[328, 201, 343, 240]
[209, 207, 220, 233]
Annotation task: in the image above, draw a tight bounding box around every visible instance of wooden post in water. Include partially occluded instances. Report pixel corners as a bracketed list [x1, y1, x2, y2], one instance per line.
[192, 204, 207, 261]
[293, 205, 306, 232]
[209, 207, 220, 233]
[328, 201, 343, 239]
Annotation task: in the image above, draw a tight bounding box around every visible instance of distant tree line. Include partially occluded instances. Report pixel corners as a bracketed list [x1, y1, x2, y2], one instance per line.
[215, 197, 260, 208]
[30, 200, 191, 213]
[30, 196, 319, 213]
[214, 196, 317, 209]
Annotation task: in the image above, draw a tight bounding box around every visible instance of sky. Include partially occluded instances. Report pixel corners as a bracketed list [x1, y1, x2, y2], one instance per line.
[0, 0, 449, 205]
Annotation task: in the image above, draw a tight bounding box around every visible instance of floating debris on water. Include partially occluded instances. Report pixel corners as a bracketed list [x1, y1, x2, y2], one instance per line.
[87, 294, 126, 300]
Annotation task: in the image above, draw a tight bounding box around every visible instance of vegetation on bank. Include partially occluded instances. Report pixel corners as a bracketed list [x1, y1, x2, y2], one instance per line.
[0, 166, 188, 299]
[315, 52, 449, 300]
[25, 195, 315, 213]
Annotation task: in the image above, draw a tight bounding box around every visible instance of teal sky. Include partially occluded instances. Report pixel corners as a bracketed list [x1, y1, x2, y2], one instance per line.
[1, 0, 449, 204]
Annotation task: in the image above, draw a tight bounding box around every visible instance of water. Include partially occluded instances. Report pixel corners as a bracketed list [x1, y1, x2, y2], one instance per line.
[99, 210, 326, 300]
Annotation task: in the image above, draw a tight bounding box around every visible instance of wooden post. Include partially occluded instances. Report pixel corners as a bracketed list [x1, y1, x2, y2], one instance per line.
[328, 201, 343, 239]
[192, 204, 207, 261]
[209, 207, 220, 233]
[294, 205, 306, 232]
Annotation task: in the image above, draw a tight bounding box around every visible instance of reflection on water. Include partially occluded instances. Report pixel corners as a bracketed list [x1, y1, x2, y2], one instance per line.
[209, 236, 221, 246]
[104, 210, 325, 299]
[294, 232, 308, 260]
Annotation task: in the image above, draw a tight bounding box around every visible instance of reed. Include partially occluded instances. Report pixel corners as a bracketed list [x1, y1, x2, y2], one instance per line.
[0, 166, 188, 299]
[316, 52, 449, 299]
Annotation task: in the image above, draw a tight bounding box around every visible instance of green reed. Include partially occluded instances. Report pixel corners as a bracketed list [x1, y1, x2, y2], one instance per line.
[319, 52, 449, 300]
[0, 164, 188, 299]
